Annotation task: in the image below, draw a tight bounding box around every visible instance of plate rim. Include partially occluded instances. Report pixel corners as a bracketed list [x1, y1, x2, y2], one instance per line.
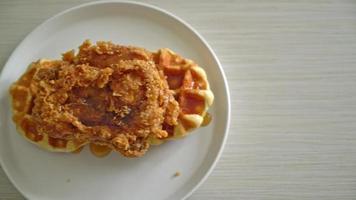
[0, 1, 231, 199]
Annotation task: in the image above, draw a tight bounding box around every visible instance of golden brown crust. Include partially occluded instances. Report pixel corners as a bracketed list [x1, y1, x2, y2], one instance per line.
[10, 53, 180, 157]
[73, 40, 153, 68]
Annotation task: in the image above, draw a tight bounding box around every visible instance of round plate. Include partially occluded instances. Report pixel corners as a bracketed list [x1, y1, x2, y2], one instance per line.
[0, 1, 230, 200]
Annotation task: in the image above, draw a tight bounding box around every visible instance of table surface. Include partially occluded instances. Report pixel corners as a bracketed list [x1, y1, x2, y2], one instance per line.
[1, 0, 356, 199]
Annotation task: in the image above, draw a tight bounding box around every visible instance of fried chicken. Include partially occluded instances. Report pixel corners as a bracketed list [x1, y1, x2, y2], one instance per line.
[10, 41, 180, 157]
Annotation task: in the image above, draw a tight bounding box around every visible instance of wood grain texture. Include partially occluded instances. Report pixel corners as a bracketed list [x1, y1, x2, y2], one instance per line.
[1, 0, 356, 199]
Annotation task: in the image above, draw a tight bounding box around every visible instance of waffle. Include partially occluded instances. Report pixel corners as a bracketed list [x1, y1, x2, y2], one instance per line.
[9, 40, 214, 157]
[148, 48, 214, 144]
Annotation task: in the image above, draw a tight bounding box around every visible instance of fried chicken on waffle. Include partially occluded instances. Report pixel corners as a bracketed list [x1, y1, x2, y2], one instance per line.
[10, 58, 179, 157]
[9, 40, 214, 157]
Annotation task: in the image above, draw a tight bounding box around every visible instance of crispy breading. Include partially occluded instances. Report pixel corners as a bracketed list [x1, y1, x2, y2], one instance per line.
[10, 57, 179, 157]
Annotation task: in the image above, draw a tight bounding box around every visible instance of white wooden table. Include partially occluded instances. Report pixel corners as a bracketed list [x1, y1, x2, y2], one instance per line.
[1, 0, 356, 199]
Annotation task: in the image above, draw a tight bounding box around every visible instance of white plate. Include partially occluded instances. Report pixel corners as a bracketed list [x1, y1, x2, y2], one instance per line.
[0, 1, 230, 200]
